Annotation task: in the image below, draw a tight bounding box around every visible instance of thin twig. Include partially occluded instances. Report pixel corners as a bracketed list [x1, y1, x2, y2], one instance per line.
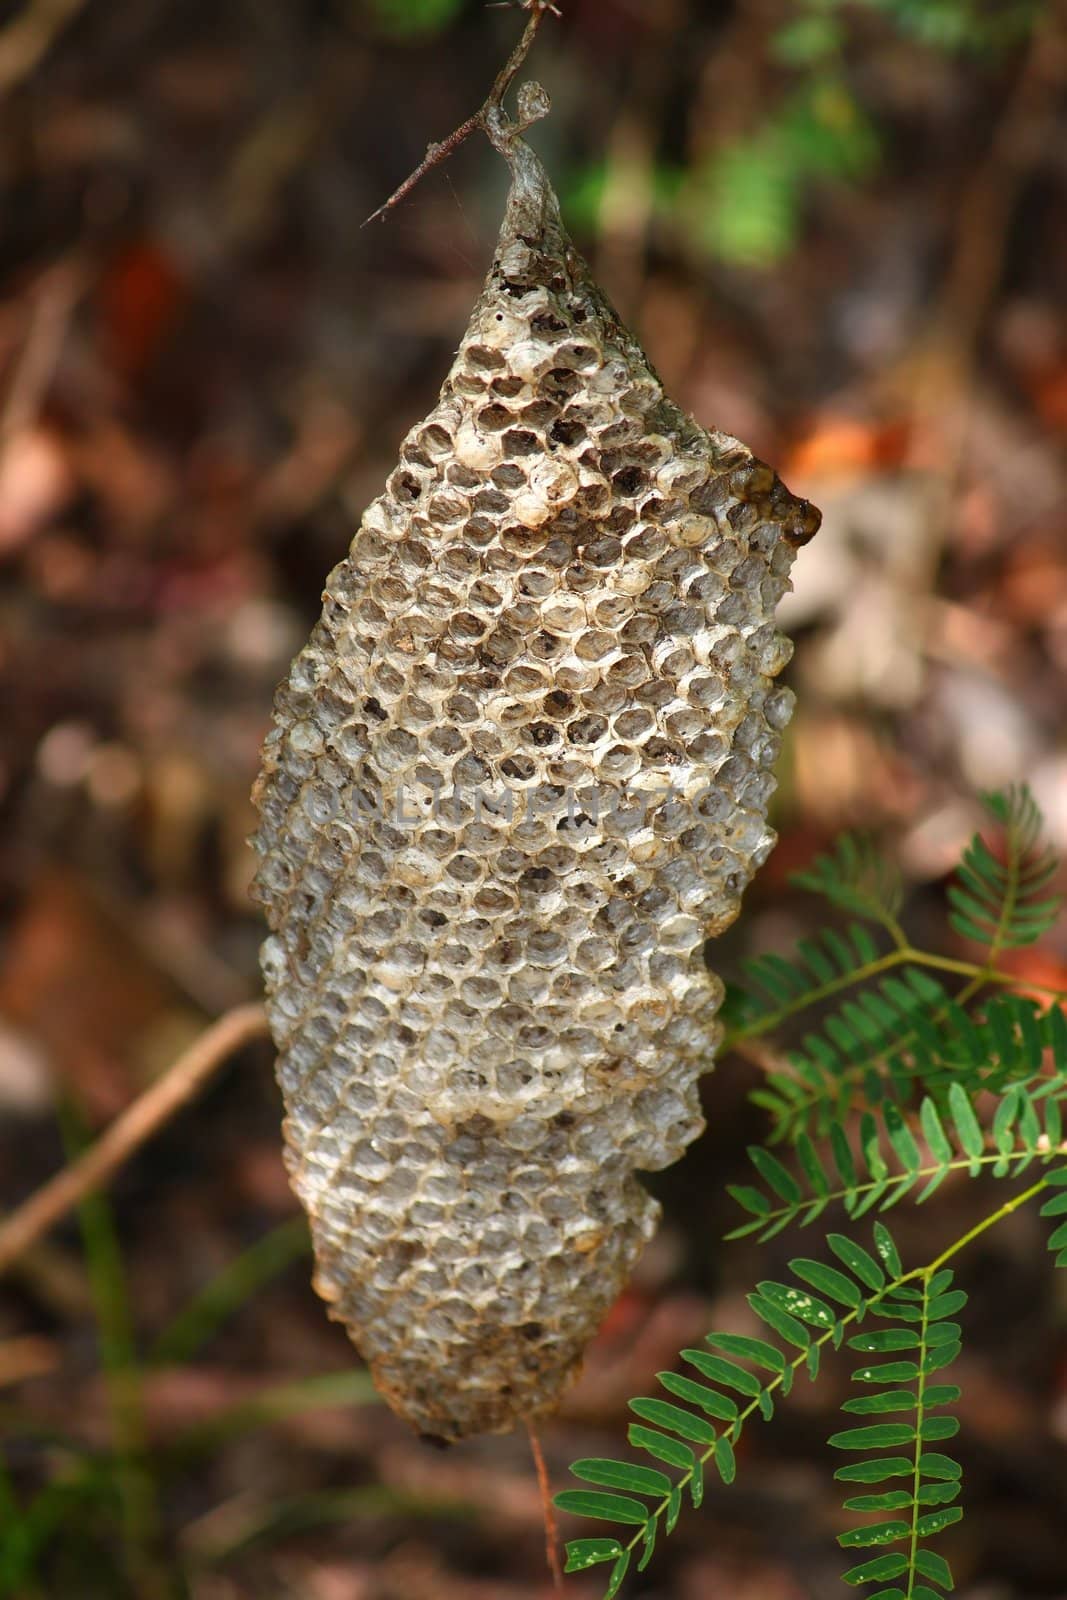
[0, 1004, 270, 1277]
[527, 1419, 564, 1592]
[362, 0, 558, 226]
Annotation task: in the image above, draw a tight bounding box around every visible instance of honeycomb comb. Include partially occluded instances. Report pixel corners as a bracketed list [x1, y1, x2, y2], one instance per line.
[251, 113, 819, 1442]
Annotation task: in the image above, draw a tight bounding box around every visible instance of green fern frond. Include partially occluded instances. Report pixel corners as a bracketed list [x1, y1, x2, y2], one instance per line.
[724, 787, 1061, 1073]
[790, 833, 906, 943]
[728, 1062, 1067, 1240]
[833, 1270, 964, 1594]
[563, 787, 1064, 1594]
[556, 1226, 914, 1592]
[751, 967, 949, 1139]
[855, 0, 1041, 56]
[559, 1169, 1065, 1594]
[949, 785, 1062, 954]
[1039, 1167, 1067, 1269]
[757, 979, 1062, 1143]
[722, 922, 888, 1041]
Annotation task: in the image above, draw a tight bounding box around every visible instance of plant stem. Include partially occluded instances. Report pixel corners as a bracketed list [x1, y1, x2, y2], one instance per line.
[721, 948, 917, 1052]
[528, 1422, 564, 1592]
[0, 1004, 269, 1278]
[923, 1175, 1049, 1273]
[362, 0, 557, 225]
[733, 1151, 1066, 1239]
[904, 1277, 932, 1600]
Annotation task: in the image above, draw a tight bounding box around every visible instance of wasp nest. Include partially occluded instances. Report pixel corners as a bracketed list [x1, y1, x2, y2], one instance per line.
[251, 115, 819, 1443]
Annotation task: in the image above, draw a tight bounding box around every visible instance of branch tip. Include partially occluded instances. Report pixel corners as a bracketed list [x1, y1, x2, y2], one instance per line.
[361, 0, 557, 227]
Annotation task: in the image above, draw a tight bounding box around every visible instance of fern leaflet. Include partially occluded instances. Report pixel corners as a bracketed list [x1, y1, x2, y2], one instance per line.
[790, 831, 906, 944]
[727, 1069, 1067, 1240]
[559, 1188, 1060, 1594]
[722, 787, 1063, 1094]
[722, 921, 888, 1042]
[1039, 1167, 1067, 1268]
[560, 787, 1066, 1593]
[833, 1270, 964, 1593]
[949, 785, 1062, 955]
[755, 980, 1064, 1142]
[557, 1225, 915, 1592]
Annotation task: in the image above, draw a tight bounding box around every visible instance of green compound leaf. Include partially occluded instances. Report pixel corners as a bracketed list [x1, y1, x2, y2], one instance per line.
[914, 1547, 955, 1588]
[571, 1460, 673, 1500]
[628, 1397, 716, 1445]
[828, 1233, 886, 1292]
[790, 831, 903, 931]
[564, 1537, 624, 1573]
[872, 1223, 903, 1278]
[829, 1422, 916, 1450]
[626, 1425, 694, 1474]
[703, 1333, 786, 1375]
[835, 1457, 915, 1484]
[833, 1271, 964, 1600]
[659, 1369, 738, 1423]
[841, 1552, 909, 1586]
[790, 1257, 864, 1309]
[554, 1490, 650, 1526]
[949, 786, 1062, 952]
[561, 780, 1064, 1600]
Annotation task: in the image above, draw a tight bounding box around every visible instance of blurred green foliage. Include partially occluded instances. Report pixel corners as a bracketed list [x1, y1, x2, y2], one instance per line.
[845, 0, 1041, 54]
[368, 0, 466, 41]
[562, 0, 1044, 269]
[689, 0, 1043, 266]
[561, 161, 684, 235]
[0, 1198, 372, 1597]
[687, 80, 879, 268]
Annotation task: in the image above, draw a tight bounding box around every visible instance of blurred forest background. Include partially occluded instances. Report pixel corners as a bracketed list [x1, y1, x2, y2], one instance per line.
[1, 0, 1066, 1595]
